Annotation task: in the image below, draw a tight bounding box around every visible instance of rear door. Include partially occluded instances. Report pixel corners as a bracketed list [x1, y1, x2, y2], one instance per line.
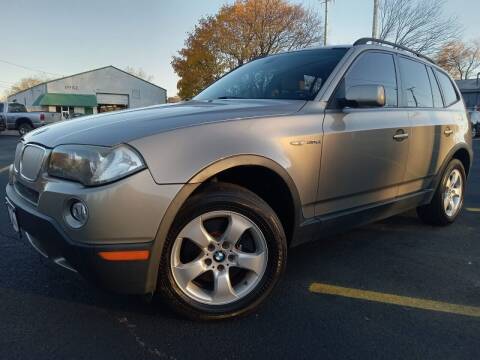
[316, 51, 410, 215]
[434, 69, 463, 169]
[397, 57, 441, 196]
[397, 58, 461, 196]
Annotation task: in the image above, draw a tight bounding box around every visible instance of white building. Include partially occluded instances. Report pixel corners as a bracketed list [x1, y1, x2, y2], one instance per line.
[8, 66, 167, 118]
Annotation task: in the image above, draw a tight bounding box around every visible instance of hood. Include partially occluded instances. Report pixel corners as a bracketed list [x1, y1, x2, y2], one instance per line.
[24, 99, 306, 148]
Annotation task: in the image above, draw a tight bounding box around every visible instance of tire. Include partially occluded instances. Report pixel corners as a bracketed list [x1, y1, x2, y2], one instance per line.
[417, 159, 466, 226]
[18, 122, 33, 136]
[157, 182, 287, 320]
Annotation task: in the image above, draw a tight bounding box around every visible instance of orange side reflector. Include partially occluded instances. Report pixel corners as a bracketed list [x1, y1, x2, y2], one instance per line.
[98, 250, 149, 261]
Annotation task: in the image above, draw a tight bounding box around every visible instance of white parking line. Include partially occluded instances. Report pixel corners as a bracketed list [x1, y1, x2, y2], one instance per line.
[0, 165, 11, 174]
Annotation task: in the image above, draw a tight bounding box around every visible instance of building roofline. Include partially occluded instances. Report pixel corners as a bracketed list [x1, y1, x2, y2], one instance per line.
[8, 65, 167, 98]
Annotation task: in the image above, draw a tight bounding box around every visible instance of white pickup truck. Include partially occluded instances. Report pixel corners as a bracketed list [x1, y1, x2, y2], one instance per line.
[0, 102, 61, 135]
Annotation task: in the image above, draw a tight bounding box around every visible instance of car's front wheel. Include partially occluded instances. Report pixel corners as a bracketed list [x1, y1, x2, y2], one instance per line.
[158, 183, 287, 320]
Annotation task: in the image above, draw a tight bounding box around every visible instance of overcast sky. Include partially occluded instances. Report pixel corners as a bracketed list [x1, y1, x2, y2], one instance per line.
[0, 0, 477, 97]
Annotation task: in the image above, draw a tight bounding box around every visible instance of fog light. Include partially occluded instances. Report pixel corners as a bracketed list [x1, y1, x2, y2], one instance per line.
[70, 201, 88, 225]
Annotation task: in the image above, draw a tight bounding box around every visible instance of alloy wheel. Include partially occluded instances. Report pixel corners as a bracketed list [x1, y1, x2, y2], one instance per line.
[170, 211, 268, 305]
[443, 169, 463, 217]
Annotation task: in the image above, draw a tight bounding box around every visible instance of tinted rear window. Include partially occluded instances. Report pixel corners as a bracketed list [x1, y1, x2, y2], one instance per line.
[435, 70, 459, 106]
[398, 57, 433, 108]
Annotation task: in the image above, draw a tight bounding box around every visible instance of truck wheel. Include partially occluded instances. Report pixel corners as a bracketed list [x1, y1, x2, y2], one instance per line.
[158, 182, 287, 320]
[417, 159, 466, 226]
[18, 123, 33, 136]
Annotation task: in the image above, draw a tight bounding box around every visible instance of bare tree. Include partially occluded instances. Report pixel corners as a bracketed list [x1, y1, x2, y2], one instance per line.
[378, 0, 461, 55]
[123, 66, 154, 82]
[4, 76, 48, 98]
[436, 40, 480, 80]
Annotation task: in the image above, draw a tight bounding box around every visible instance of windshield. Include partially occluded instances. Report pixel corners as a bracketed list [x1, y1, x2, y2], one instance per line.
[195, 48, 348, 101]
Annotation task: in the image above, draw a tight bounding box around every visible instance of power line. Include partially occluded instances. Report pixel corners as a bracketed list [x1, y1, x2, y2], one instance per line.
[0, 58, 62, 77]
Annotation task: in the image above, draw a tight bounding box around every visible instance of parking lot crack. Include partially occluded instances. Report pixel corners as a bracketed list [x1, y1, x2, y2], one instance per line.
[117, 316, 176, 359]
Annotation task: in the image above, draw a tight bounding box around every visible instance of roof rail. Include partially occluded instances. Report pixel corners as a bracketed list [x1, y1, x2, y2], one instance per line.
[353, 37, 435, 64]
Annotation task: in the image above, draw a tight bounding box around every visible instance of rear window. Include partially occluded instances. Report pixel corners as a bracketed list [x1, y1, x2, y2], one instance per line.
[435, 70, 459, 106]
[8, 103, 27, 113]
[398, 57, 433, 108]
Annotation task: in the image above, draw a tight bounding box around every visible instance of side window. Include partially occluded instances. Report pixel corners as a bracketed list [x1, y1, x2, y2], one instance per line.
[427, 67, 444, 108]
[334, 52, 398, 108]
[0, 103, 3, 112]
[435, 69, 459, 107]
[398, 57, 433, 108]
[8, 103, 27, 113]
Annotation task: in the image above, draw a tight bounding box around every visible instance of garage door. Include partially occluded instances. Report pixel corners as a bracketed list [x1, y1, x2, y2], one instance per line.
[96, 93, 129, 105]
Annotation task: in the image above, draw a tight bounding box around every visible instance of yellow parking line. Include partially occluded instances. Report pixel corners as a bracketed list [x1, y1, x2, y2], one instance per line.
[465, 207, 480, 212]
[0, 165, 10, 174]
[309, 283, 480, 318]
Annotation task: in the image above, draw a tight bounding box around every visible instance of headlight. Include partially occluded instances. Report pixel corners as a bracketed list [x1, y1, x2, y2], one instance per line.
[48, 144, 145, 186]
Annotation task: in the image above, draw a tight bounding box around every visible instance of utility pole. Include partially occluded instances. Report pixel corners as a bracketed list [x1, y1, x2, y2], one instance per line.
[321, 0, 334, 46]
[372, 0, 379, 38]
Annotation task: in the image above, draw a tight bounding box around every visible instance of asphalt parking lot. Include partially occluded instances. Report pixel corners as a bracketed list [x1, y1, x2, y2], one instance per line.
[1, 134, 479, 360]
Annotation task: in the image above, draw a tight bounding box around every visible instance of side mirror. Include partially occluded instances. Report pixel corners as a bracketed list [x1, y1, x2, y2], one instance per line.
[343, 85, 386, 108]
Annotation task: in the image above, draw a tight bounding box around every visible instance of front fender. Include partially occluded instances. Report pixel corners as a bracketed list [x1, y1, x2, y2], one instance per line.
[128, 114, 324, 218]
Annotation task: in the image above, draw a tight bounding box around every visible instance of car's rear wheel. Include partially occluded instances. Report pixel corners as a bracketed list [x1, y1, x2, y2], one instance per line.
[18, 122, 33, 136]
[157, 182, 287, 320]
[417, 159, 466, 226]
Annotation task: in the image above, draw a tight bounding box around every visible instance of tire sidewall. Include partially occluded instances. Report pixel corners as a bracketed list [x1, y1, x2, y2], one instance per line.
[158, 185, 287, 319]
[439, 160, 466, 222]
[18, 123, 32, 136]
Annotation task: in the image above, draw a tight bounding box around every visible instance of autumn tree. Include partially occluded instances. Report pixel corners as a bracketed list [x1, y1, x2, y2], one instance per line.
[378, 0, 461, 55]
[172, 0, 323, 99]
[123, 66, 154, 82]
[436, 40, 480, 80]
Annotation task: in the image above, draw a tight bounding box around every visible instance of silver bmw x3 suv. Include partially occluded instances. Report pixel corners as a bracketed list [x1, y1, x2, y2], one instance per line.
[6, 38, 473, 320]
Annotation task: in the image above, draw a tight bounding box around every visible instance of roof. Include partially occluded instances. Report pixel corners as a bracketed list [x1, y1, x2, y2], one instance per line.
[455, 79, 480, 92]
[9, 65, 166, 98]
[32, 93, 97, 107]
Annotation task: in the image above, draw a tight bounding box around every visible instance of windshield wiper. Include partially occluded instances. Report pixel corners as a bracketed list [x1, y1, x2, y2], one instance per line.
[215, 96, 245, 99]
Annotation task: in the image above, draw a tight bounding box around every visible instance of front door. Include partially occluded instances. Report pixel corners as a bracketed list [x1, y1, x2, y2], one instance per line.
[61, 106, 71, 120]
[397, 59, 444, 195]
[316, 51, 410, 216]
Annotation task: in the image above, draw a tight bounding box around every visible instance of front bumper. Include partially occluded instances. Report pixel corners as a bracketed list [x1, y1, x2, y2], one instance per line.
[6, 168, 183, 294]
[6, 188, 152, 293]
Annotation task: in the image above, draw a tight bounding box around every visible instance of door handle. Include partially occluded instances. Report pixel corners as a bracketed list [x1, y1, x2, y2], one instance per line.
[444, 128, 453, 136]
[393, 130, 409, 141]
